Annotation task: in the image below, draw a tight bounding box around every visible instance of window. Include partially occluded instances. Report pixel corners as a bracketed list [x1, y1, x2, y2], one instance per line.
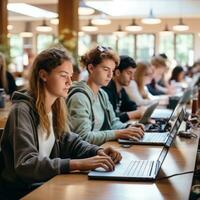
[175, 34, 194, 66]
[136, 34, 155, 61]
[78, 34, 91, 56]
[118, 34, 135, 58]
[9, 34, 23, 72]
[37, 34, 54, 53]
[97, 34, 117, 50]
[159, 32, 174, 61]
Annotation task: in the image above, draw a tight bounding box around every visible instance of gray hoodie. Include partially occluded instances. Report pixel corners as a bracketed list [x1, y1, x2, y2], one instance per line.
[0, 91, 100, 189]
[67, 81, 127, 146]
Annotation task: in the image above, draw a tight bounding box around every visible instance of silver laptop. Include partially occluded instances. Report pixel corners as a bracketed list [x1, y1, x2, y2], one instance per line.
[88, 143, 170, 181]
[139, 102, 159, 124]
[118, 107, 185, 146]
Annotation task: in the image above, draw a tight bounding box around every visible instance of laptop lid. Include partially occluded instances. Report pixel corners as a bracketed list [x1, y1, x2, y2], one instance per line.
[139, 102, 159, 124]
[154, 146, 169, 178]
[165, 107, 185, 147]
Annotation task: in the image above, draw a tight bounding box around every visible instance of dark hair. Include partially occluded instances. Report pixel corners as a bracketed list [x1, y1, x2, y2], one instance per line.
[116, 55, 136, 72]
[80, 46, 119, 71]
[170, 66, 184, 82]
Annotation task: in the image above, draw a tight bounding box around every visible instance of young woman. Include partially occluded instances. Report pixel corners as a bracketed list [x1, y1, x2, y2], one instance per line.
[125, 62, 158, 106]
[67, 46, 144, 146]
[0, 52, 17, 97]
[0, 47, 121, 199]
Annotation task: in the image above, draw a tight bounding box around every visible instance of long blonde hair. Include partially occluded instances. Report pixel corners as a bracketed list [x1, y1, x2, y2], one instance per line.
[0, 52, 8, 93]
[29, 47, 71, 137]
[134, 62, 151, 99]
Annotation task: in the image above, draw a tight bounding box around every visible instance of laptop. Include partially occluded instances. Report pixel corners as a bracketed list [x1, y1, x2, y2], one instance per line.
[139, 102, 159, 124]
[118, 107, 184, 146]
[88, 143, 170, 181]
[88, 109, 187, 181]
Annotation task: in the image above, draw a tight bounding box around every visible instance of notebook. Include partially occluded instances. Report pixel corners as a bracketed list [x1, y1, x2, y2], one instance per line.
[88, 143, 170, 181]
[118, 107, 184, 146]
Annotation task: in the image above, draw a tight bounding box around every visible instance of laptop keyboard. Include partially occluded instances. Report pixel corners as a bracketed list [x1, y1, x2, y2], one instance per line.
[124, 160, 154, 177]
[141, 133, 168, 142]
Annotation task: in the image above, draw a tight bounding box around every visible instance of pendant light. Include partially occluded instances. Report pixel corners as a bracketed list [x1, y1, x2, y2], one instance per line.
[160, 23, 173, 34]
[20, 22, 33, 38]
[36, 20, 52, 32]
[125, 19, 142, 32]
[173, 18, 189, 31]
[141, 9, 161, 24]
[114, 25, 126, 37]
[82, 20, 98, 32]
[91, 14, 111, 26]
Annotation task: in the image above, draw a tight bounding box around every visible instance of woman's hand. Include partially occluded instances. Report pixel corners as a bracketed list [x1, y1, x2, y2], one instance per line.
[69, 155, 115, 172]
[97, 147, 122, 164]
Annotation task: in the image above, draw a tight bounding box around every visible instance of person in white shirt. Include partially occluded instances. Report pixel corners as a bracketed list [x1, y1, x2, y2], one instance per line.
[125, 62, 157, 106]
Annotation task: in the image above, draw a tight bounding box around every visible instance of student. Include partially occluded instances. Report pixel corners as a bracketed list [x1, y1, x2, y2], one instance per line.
[169, 66, 185, 83]
[125, 62, 157, 106]
[0, 52, 17, 97]
[67, 46, 144, 146]
[102, 55, 144, 122]
[147, 56, 174, 96]
[0, 47, 121, 199]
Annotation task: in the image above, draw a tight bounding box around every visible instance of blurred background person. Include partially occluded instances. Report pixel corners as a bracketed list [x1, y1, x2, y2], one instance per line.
[125, 62, 157, 106]
[0, 52, 17, 98]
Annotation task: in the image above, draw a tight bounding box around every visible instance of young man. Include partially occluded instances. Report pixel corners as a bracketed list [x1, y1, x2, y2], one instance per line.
[102, 55, 144, 123]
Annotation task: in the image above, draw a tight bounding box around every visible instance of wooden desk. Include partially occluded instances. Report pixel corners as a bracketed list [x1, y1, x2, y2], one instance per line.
[22, 129, 199, 200]
[0, 101, 11, 128]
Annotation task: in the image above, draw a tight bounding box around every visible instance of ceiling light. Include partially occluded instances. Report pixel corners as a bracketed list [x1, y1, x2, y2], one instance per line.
[91, 14, 111, 25]
[36, 20, 52, 32]
[50, 18, 59, 25]
[114, 25, 126, 37]
[141, 9, 161, 24]
[125, 19, 142, 32]
[7, 3, 58, 18]
[7, 25, 13, 31]
[173, 18, 189, 31]
[160, 23, 173, 34]
[82, 20, 98, 32]
[79, 0, 95, 16]
[20, 32, 33, 38]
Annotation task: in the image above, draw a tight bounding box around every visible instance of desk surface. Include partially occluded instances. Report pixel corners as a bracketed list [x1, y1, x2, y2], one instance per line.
[22, 128, 199, 200]
[0, 101, 11, 128]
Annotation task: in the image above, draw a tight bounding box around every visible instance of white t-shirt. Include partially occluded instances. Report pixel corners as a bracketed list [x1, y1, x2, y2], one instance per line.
[124, 80, 156, 106]
[38, 111, 55, 157]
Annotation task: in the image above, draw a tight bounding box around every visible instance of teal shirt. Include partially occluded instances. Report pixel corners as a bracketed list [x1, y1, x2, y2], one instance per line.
[67, 81, 127, 146]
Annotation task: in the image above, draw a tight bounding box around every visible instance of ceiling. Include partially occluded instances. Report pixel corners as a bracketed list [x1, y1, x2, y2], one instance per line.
[8, 0, 200, 21]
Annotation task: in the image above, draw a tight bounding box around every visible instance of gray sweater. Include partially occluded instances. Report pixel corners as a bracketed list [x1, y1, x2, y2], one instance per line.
[67, 81, 127, 146]
[0, 91, 100, 189]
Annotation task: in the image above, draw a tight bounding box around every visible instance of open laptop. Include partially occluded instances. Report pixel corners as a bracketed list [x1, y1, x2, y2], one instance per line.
[88, 141, 171, 181]
[88, 109, 186, 181]
[139, 102, 159, 124]
[118, 107, 185, 146]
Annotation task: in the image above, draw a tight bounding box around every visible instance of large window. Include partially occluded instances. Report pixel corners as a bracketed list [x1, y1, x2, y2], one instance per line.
[159, 32, 174, 61]
[136, 34, 155, 61]
[118, 34, 135, 58]
[9, 34, 23, 72]
[97, 34, 117, 50]
[78, 34, 91, 56]
[175, 34, 194, 66]
[37, 34, 54, 53]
